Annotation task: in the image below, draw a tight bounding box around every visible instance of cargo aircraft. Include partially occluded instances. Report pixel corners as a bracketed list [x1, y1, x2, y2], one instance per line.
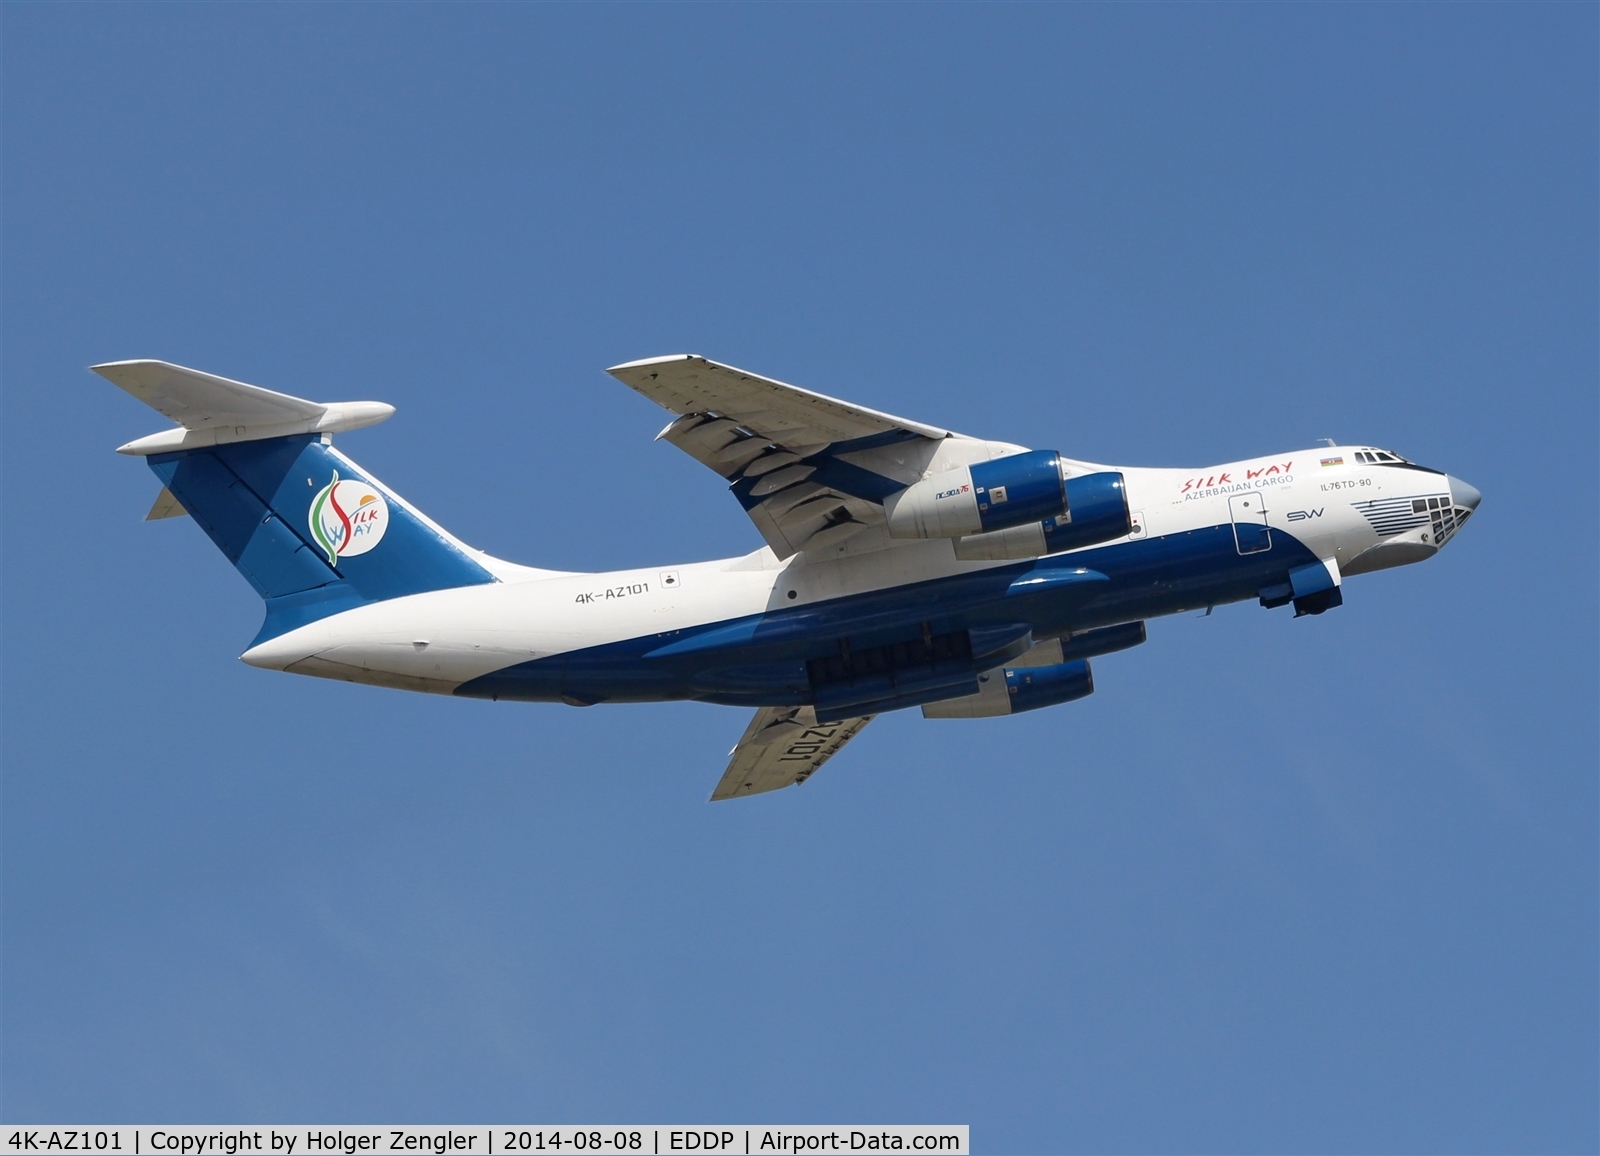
[99, 356, 1480, 799]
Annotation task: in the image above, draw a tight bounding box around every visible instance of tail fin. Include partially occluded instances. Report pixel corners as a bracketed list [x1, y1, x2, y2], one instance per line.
[98, 361, 496, 644]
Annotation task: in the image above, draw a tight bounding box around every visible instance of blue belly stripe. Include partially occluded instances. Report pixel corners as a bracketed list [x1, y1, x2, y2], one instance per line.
[455, 524, 1321, 707]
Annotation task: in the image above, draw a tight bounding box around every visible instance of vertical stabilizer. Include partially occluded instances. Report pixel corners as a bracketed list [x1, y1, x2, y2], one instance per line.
[148, 436, 496, 643]
[101, 361, 497, 643]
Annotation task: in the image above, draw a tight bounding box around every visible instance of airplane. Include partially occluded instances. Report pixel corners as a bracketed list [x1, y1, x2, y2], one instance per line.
[97, 355, 1480, 800]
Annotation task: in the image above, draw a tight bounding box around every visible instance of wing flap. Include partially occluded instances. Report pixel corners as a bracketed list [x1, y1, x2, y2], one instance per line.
[710, 705, 875, 801]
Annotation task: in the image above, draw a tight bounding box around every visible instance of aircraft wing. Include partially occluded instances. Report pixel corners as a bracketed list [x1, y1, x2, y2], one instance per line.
[710, 705, 875, 801]
[607, 355, 954, 558]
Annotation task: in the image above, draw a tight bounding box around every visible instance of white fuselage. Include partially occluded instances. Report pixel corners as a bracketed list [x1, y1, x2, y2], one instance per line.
[241, 447, 1461, 695]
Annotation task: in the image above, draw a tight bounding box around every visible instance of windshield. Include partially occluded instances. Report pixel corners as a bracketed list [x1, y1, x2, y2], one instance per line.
[1355, 449, 1409, 465]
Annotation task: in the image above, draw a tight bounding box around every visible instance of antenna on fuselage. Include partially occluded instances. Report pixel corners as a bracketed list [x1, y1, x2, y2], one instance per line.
[1318, 437, 1337, 447]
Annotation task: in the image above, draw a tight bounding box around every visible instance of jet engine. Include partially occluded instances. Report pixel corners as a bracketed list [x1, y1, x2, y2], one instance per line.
[888, 450, 1067, 539]
[885, 452, 1129, 552]
[937, 467, 1132, 561]
[922, 659, 1095, 718]
[920, 622, 1143, 718]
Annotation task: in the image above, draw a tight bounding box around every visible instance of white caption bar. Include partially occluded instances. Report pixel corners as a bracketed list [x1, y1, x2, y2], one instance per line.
[1, 1129, 968, 1156]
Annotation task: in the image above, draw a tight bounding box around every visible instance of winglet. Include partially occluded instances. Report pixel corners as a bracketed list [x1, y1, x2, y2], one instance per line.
[94, 360, 394, 455]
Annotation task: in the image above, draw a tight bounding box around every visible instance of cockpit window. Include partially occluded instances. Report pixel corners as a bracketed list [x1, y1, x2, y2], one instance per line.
[1356, 449, 1410, 465]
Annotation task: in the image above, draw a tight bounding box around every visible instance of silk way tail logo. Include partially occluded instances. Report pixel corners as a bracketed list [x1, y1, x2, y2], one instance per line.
[309, 471, 390, 566]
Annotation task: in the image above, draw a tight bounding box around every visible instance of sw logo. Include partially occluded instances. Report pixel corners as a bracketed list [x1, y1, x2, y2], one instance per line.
[309, 471, 390, 566]
[1286, 508, 1324, 522]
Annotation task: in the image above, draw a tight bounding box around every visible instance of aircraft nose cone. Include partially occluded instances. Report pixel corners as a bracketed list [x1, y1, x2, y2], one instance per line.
[1448, 475, 1482, 512]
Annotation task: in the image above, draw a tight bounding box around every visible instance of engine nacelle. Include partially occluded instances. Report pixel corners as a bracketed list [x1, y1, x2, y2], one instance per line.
[888, 450, 1069, 540]
[950, 470, 1132, 559]
[921, 659, 1094, 719]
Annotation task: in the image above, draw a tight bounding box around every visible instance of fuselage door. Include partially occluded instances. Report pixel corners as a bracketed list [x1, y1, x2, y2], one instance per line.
[1229, 493, 1271, 555]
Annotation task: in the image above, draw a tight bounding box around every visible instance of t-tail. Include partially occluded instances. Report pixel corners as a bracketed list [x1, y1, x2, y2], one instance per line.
[97, 360, 497, 645]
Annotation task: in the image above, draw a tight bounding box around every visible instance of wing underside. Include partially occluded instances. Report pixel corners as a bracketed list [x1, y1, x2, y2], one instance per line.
[710, 705, 875, 800]
[608, 355, 954, 558]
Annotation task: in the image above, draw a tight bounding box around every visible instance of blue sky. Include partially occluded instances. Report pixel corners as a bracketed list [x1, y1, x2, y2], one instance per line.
[3, 4, 1595, 1151]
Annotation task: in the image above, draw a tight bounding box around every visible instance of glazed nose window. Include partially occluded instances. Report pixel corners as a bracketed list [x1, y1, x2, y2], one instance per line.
[1409, 495, 1468, 545]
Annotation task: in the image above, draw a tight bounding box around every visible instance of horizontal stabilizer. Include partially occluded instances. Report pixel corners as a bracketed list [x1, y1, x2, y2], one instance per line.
[145, 487, 188, 520]
[94, 360, 394, 455]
